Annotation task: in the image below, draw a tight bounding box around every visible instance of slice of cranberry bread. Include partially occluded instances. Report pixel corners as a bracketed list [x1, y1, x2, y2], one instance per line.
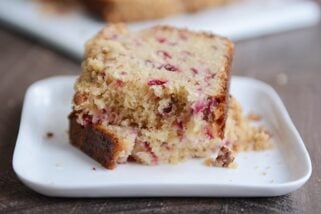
[70, 24, 234, 169]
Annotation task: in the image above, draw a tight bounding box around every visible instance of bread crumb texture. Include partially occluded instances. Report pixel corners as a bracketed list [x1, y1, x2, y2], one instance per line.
[70, 24, 271, 169]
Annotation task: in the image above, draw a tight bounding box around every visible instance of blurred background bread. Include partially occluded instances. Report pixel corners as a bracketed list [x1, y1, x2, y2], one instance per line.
[80, 0, 232, 22]
[184, 0, 230, 12]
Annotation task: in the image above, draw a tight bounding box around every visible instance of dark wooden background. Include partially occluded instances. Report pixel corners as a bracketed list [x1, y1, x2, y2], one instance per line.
[0, 1, 321, 213]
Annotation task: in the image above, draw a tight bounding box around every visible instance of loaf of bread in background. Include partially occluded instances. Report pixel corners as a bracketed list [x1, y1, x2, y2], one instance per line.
[184, 0, 230, 12]
[80, 0, 232, 22]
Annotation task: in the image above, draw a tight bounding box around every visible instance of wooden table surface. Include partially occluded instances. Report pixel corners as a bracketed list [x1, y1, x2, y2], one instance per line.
[1, 7, 321, 214]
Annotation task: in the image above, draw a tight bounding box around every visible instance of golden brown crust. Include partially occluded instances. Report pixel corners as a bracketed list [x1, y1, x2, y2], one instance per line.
[222, 41, 234, 136]
[213, 40, 234, 139]
[69, 112, 123, 169]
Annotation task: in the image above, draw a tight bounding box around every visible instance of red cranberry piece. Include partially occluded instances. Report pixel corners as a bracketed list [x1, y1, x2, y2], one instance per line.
[206, 127, 214, 139]
[207, 98, 218, 111]
[157, 64, 164, 69]
[157, 37, 166, 43]
[203, 98, 218, 120]
[191, 67, 198, 74]
[115, 79, 124, 87]
[157, 50, 172, 60]
[205, 70, 216, 82]
[127, 155, 136, 162]
[196, 82, 202, 91]
[176, 120, 183, 130]
[143, 142, 158, 165]
[161, 142, 172, 150]
[164, 64, 179, 72]
[173, 119, 184, 130]
[161, 103, 172, 114]
[82, 114, 93, 125]
[192, 100, 206, 114]
[148, 79, 167, 86]
[145, 59, 155, 68]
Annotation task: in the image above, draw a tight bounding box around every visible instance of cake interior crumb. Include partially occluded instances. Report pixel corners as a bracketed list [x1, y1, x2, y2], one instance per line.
[247, 112, 262, 121]
[204, 146, 236, 168]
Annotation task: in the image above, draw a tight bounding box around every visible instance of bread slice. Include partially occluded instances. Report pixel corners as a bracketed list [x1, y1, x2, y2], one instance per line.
[80, 0, 232, 22]
[70, 24, 234, 169]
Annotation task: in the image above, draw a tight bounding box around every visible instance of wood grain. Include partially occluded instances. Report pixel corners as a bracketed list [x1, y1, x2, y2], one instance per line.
[0, 9, 321, 214]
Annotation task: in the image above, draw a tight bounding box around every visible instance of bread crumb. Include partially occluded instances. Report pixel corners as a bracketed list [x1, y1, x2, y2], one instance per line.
[276, 73, 288, 86]
[247, 112, 262, 121]
[317, 178, 321, 183]
[261, 172, 267, 176]
[204, 158, 213, 167]
[204, 146, 236, 168]
[240, 208, 244, 212]
[225, 97, 273, 152]
[92, 167, 96, 171]
[46, 132, 54, 139]
[229, 162, 238, 169]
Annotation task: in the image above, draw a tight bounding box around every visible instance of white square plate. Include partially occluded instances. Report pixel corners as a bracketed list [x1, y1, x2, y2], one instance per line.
[13, 76, 311, 197]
